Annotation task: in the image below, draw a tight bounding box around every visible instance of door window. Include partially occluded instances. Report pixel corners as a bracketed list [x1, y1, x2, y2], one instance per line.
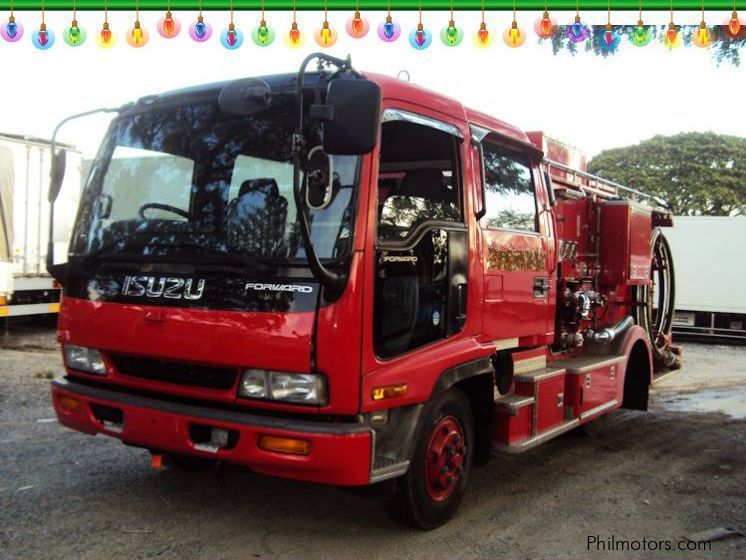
[481, 143, 538, 232]
[374, 118, 465, 358]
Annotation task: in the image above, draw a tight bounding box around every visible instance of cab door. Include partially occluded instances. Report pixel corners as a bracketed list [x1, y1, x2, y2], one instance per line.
[476, 137, 552, 343]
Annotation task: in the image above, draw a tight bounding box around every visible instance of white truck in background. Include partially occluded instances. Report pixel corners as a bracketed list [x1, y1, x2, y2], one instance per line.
[0, 133, 82, 320]
[665, 215, 746, 342]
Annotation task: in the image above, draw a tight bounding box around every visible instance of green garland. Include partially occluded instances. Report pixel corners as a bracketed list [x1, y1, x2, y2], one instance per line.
[0, 1, 741, 10]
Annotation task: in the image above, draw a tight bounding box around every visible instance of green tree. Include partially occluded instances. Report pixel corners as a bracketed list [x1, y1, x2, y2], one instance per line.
[587, 132, 746, 216]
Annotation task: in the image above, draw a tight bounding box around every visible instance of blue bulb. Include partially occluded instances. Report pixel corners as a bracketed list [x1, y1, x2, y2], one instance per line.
[572, 22, 582, 37]
[195, 21, 206, 37]
[7, 21, 17, 37]
[383, 21, 394, 38]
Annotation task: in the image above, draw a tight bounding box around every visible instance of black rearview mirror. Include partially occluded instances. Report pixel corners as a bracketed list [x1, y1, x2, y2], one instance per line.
[48, 149, 67, 203]
[305, 146, 334, 210]
[218, 78, 272, 116]
[317, 79, 381, 155]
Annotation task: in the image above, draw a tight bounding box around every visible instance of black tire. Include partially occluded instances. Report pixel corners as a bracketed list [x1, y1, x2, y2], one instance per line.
[384, 389, 474, 530]
[162, 452, 216, 471]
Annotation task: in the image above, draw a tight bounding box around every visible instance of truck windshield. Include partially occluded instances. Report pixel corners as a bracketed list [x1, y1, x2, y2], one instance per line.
[70, 97, 359, 264]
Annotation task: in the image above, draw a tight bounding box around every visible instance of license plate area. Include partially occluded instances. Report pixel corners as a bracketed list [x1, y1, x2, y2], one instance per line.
[189, 424, 239, 453]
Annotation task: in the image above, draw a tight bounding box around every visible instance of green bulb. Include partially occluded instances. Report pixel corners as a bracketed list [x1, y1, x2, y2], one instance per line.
[446, 25, 458, 43]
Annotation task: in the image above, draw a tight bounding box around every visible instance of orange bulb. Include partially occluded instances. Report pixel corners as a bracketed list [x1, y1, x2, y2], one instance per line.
[289, 23, 300, 43]
[351, 11, 364, 35]
[729, 12, 741, 36]
[666, 24, 677, 44]
[477, 23, 489, 45]
[540, 11, 552, 36]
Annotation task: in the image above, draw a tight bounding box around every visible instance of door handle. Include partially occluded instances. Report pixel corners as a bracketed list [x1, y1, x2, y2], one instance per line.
[455, 282, 467, 327]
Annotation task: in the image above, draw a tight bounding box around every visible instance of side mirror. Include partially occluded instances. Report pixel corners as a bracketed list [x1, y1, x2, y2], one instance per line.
[218, 78, 272, 116]
[315, 79, 381, 155]
[48, 149, 67, 203]
[305, 146, 334, 210]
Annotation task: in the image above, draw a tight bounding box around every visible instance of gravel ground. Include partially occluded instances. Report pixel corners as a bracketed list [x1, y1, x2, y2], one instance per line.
[1, 321, 744, 559]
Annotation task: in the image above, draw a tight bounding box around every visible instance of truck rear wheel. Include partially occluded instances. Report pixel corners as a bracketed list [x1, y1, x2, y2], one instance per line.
[384, 389, 473, 530]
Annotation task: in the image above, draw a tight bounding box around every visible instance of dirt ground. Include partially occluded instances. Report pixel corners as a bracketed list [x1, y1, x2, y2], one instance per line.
[1, 319, 744, 559]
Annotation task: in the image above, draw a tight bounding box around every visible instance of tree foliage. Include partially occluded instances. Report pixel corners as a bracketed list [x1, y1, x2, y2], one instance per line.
[545, 25, 746, 66]
[587, 132, 746, 216]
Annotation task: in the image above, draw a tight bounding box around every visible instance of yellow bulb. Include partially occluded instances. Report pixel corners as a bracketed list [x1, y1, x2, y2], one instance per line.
[693, 22, 711, 47]
[503, 21, 525, 48]
[314, 21, 337, 47]
[126, 21, 149, 47]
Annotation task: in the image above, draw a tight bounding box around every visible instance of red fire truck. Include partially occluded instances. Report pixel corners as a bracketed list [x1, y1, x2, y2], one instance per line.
[47, 54, 677, 529]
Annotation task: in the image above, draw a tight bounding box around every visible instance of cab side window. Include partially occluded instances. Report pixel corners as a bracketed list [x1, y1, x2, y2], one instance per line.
[481, 143, 537, 232]
[374, 119, 464, 358]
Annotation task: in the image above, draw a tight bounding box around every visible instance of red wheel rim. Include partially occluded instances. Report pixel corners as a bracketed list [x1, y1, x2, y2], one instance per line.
[424, 415, 466, 501]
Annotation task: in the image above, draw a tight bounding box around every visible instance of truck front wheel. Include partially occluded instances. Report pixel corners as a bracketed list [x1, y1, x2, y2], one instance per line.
[384, 389, 473, 529]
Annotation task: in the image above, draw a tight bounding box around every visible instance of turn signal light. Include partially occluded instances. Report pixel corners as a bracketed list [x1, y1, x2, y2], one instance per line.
[371, 384, 408, 401]
[59, 395, 83, 413]
[258, 435, 312, 456]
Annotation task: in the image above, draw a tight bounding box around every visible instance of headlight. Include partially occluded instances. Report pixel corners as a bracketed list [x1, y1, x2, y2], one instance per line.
[239, 369, 327, 406]
[63, 345, 106, 375]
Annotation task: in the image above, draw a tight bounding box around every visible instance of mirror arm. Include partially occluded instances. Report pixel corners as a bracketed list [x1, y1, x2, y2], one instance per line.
[47, 106, 122, 277]
[292, 53, 355, 300]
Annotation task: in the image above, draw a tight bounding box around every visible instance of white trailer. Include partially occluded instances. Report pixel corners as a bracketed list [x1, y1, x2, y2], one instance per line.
[665, 215, 746, 342]
[0, 133, 82, 319]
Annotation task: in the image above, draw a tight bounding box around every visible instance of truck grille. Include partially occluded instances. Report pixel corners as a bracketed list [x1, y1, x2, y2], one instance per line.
[109, 354, 238, 391]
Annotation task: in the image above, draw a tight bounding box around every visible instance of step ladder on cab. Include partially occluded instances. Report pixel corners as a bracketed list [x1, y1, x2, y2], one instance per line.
[492, 348, 625, 452]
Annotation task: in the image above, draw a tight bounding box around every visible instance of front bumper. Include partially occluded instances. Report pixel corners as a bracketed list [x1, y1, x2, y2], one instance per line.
[51, 378, 372, 486]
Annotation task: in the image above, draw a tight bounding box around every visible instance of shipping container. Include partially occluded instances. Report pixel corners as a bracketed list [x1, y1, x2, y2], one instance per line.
[665, 216, 746, 342]
[0, 133, 82, 318]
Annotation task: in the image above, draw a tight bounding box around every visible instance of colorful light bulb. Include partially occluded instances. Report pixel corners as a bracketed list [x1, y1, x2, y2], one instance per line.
[503, 20, 526, 48]
[596, 24, 621, 53]
[408, 22, 432, 50]
[440, 19, 463, 46]
[251, 19, 275, 46]
[346, 9, 370, 38]
[726, 11, 743, 37]
[189, 15, 213, 42]
[314, 20, 337, 47]
[220, 22, 244, 49]
[629, 20, 653, 47]
[1, 15, 24, 42]
[567, 15, 589, 43]
[126, 20, 149, 47]
[32, 22, 55, 49]
[692, 21, 712, 47]
[95, 21, 117, 47]
[604, 23, 613, 45]
[284, 21, 303, 47]
[63, 19, 87, 46]
[535, 10, 556, 38]
[377, 15, 400, 42]
[664, 22, 680, 48]
[474, 21, 491, 47]
[157, 10, 181, 38]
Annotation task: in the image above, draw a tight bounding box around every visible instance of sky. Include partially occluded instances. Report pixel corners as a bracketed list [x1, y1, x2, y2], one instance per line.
[1, 9, 745, 160]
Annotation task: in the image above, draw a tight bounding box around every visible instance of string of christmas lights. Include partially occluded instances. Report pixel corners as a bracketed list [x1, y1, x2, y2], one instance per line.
[2, 2, 745, 50]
